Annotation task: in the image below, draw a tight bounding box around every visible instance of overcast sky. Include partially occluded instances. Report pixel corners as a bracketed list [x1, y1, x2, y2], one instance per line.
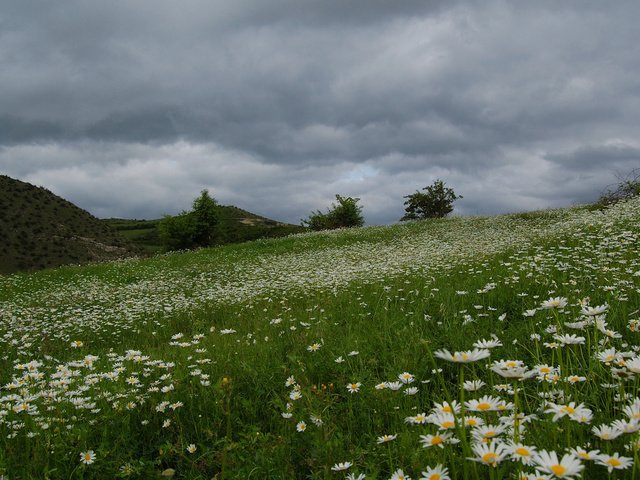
[1, 1, 639, 224]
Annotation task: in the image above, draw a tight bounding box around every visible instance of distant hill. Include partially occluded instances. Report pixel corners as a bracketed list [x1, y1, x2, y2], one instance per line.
[0, 175, 139, 274]
[104, 205, 306, 254]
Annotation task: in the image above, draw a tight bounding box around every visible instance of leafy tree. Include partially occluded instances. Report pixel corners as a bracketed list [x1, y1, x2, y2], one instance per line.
[158, 212, 197, 251]
[191, 190, 220, 247]
[302, 195, 364, 231]
[158, 190, 220, 251]
[401, 179, 462, 221]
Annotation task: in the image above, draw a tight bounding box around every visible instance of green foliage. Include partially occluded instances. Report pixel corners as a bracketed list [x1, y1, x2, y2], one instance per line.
[597, 168, 640, 207]
[158, 190, 219, 251]
[302, 194, 364, 230]
[401, 179, 462, 221]
[157, 212, 197, 251]
[105, 207, 305, 255]
[191, 189, 220, 247]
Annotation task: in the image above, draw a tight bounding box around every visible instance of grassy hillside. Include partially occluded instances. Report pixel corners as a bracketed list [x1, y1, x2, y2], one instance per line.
[103, 206, 305, 254]
[0, 175, 139, 274]
[0, 198, 639, 478]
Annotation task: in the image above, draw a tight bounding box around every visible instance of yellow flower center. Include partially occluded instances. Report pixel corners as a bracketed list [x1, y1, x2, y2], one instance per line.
[551, 465, 566, 476]
[428, 475, 441, 480]
[462, 353, 469, 361]
[506, 361, 517, 368]
[540, 367, 551, 373]
[484, 431, 496, 438]
[515, 447, 529, 456]
[442, 405, 452, 413]
[467, 419, 478, 426]
[562, 406, 575, 414]
[431, 436, 443, 445]
[477, 402, 491, 411]
[441, 421, 455, 429]
[607, 458, 622, 467]
[482, 452, 497, 464]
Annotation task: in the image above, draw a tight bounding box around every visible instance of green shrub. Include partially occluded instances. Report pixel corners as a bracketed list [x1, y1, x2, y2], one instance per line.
[302, 195, 364, 230]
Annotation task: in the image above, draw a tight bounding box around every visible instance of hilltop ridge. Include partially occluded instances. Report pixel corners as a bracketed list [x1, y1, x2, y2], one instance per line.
[0, 175, 139, 274]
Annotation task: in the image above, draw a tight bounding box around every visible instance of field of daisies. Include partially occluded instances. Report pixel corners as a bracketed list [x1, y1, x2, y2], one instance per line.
[1, 198, 639, 479]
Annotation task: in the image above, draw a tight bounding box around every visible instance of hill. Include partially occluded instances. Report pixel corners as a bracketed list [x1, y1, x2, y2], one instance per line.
[103, 205, 305, 254]
[0, 175, 139, 274]
[0, 198, 638, 478]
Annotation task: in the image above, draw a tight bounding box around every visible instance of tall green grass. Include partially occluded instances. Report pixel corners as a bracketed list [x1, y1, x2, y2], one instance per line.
[0, 199, 639, 479]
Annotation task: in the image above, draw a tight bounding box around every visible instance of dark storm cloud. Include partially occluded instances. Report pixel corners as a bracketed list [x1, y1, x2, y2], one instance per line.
[1, 1, 639, 223]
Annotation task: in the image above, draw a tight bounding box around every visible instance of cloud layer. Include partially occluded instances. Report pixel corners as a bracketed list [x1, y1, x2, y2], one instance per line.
[1, 1, 639, 223]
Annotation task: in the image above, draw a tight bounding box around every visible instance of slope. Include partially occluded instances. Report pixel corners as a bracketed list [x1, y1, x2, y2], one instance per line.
[0, 175, 139, 274]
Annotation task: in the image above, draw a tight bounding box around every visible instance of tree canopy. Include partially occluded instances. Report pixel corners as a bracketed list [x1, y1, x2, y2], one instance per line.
[158, 190, 219, 251]
[302, 195, 364, 231]
[401, 179, 462, 221]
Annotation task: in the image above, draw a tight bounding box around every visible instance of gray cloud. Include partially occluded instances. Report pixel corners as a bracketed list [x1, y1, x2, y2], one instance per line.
[1, 1, 639, 224]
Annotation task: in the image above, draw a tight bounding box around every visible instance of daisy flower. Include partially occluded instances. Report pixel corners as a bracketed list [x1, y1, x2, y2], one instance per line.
[428, 413, 456, 430]
[566, 375, 586, 384]
[591, 424, 623, 440]
[404, 412, 429, 424]
[331, 461, 353, 471]
[553, 334, 586, 345]
[471, 424, 507, 442]
[491, 360, 537, 379]
[464, 416, 484, 428]
[473, 337, 503, 349]
[80, 450, 96, 465]
[346, 474, 366, 480]
[296, 421, 307, 432]
[186, 444, 197, 453]
[381, 381, 401, 391]
[399, 372, 415, 384]
[623, 399, 640, 421]
[508, 443, 537, 465]
[463, 379, 486, 391]
[389, 469, 410, 480]
[533, 450, 583, 478]
[377, 434, 397, 444]
[434, 348, 490, 363]
[420, 464, 450, 480]
[594, 452, 634, 473]
[347, 382, 362, 394]
[625, 357, 640, 373]
[611, 418, 640, 434]
[469, 441, 510, 467]
[465, 395, 503, 412]
[544, 402, 592, 423]
[431, 400, 461, 415]
[540, 297, 568, 309]
[581, 304, 608, 316]
[419, 431, 458, 448]
[568, 447, 600, 462]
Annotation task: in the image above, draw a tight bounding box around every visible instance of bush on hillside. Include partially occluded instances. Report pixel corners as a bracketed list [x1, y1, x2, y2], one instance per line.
[401, 179, 462, 221]
[597, 168, 640, 207]
[158, 190, 220, 251]
[302, 195, 364, 231]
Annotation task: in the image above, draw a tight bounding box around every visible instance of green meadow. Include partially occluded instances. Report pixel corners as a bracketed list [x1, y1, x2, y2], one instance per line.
[1, 198, 639, 479]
